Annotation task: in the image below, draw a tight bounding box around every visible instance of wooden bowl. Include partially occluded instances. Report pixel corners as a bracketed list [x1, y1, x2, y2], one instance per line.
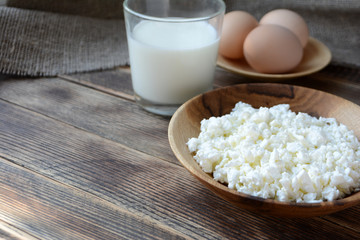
[217, 38, 331, 80]
[168, 83, 360, 217]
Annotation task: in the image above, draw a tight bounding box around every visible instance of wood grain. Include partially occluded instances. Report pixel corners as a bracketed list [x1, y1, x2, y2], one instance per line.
[0, 219, 38, 240]
[0, 77, 175, 164]
[61, 65, 360, 106]
[59, 68, 134, 101]
[285, 68, 360, 105]
[0, 98, 359, 238]
[0, 157, 188, 240]
[0, 65, 359, 238]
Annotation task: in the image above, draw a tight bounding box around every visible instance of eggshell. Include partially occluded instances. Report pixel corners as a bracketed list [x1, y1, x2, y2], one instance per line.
[219, 11, 258, 59]
[260, 9, 309, 47]
[243, 24, 303, 74]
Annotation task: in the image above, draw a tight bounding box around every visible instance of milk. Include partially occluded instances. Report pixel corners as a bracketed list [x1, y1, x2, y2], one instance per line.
[127, 20, 220, 104]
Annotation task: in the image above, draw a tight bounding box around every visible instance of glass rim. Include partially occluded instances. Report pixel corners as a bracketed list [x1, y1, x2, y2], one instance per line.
[123, 0, 226, 22]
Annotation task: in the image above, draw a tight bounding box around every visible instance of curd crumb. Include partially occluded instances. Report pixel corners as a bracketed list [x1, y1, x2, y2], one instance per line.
[187, 102, 360, 202]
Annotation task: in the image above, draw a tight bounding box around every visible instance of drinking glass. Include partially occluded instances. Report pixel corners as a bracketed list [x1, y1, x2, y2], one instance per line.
[124, 0, 225, 116]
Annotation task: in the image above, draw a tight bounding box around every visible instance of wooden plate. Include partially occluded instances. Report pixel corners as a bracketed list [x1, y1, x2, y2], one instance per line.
[217, 38, 332, 80]
[168, 83, 360, 217]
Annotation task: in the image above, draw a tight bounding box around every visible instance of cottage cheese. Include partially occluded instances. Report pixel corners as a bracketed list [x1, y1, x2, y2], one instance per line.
[187, 101, 360, 203]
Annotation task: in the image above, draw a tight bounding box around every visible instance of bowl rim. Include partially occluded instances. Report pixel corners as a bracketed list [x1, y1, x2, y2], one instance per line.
[168, 83, 360, 212]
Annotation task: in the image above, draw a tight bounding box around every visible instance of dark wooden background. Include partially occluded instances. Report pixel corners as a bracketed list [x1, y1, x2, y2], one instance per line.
[0, 64, 359, 239]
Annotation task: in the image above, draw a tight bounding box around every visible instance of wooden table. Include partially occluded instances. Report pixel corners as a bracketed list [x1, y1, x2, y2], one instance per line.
[0, 64, 359, 239]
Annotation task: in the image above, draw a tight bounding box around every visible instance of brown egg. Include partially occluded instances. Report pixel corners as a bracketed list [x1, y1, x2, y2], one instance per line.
[219, 11, 258, 59]
[243, 24, 303, 74]
[260, 9, 309, 47]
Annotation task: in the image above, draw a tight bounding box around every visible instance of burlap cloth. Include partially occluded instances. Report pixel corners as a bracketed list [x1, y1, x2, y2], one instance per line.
[0, 0, 359, 76]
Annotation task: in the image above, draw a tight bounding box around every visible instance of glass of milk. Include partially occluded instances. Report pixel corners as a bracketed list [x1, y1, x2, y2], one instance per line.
[123, 0, 225, 116]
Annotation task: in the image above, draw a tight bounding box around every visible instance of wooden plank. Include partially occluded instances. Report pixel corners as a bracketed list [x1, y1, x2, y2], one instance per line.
[318, 65, 360, 84]
[285, 72, 360, 105]
[59, 68, 134, 101]
[61, 66, 360, 234]
[61, 66, 246, 94]
[0, 77, 175, 164]
[0, 219, 39, 240]
[0, 157, 189, 240]
[0, 100, 359, 239]
[63, 65, 360, 106]
[215, 65, 360, 105]
[323, 206, 360, 232]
